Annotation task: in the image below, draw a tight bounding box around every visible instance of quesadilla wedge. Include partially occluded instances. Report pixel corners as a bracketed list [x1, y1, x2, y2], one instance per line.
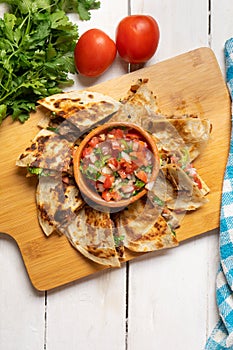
[65, 206, 120, 267]
[16, 129, 73, 173]
[38, 90, 120, 132]
[120, 78, 159, 113]
[36, 175, 84, 236]
[142, 116, 212, 162]
[112, 197, 178, 253]
[149, 164, 209, 212]
[110, 79, 160, 125]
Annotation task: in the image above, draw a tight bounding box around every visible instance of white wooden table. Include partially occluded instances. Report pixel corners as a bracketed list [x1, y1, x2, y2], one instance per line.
[1, 1, 232, 349]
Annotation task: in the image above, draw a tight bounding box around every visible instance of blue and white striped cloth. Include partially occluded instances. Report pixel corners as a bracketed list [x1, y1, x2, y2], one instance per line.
[205, 38, 233, 349]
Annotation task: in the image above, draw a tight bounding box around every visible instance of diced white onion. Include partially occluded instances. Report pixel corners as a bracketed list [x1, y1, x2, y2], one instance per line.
[132, 141, 139, 151]
[145, 181, 155, 190]
[102, 166, 113, 175]
[121, 192, 132, 198]
[90, 154, 97, 163]
[88, 163, 98, 171]
[121, 185, 134, 193]
[121, 151, 131, 162]
[98, 175, 106, 183]
[96, 183, 105, 192]
[146, 150, 152, 162]
[112, 140, 120, 149]
[108, 162, 117, 171]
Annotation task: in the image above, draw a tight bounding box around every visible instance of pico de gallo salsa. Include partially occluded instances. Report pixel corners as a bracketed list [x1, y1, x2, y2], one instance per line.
[79, 126, 155, 202]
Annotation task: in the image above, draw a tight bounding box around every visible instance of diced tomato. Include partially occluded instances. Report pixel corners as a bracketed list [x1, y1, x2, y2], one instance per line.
[193, 175, 202, 189]
[110, 191, 122, 201]
[82, 146, 93, 157]
[118, 169, 127, 179]
[135, 170, 148, 183]
[102, 190, 112, 201]
[126, 132, 141, 140]
[137, 140, 148, 149]
[119, 159, 138, 174]
[101, 189, 122, 201]
[88, 136, 99, 147]
[108, 128, 124, 139]
[107, 158, 119, 170]
[103, 174, 114, 189]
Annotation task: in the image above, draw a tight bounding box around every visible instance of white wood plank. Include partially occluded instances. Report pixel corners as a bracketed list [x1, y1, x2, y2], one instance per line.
[128, 1, 217, 349]
[67, 0, 129, 91]
[205, 230, 219, 339]
[45, 2, 128, 350]
[0, 234, 45, 350]
[130, 0, 209, 64]
[127, 237, 211, 349]
[211, 0, 233, 73]
[47, 268, 126, 350]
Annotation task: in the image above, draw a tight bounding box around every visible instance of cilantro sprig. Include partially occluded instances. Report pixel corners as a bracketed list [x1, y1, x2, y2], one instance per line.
[0, 0, 100, 125]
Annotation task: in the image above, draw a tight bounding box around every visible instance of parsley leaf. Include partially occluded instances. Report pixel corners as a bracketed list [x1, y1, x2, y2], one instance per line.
[0, 0, 100, 125]
[114, 235, 125, 247]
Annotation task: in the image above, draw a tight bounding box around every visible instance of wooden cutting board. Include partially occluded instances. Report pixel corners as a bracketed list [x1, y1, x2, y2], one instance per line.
[0, 47, 230, 291]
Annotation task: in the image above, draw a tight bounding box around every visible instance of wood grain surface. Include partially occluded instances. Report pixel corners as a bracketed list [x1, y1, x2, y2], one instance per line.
[0, 47, 230, 291]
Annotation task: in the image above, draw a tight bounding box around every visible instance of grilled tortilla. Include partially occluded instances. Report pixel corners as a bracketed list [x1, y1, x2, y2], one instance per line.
[120, 78, 159, 113]
[16, 129, 73, 173]
[142, 116, 211, 162]
[36, 175, 84, 236]
[65, 206, 120, 267]
[15, 80, 211, 268]
[112, 197, 178, 253]
[38, 90, 120, 131]
[149, 164, 209, 211]
[16, 91, 120, 173]
[111, 82, 211, 162]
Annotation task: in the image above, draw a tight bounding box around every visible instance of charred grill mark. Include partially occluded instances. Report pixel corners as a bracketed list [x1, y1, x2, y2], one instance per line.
[38, 204, 54, 225]
[86, 245, 116, 258]
[19, 153, 29, 160]
[155, 240, 164, 249]
[85, 207, 111, 229]
[135, 218, 167, 242]
[54, 207, 73, 225]
[26, 142, 37, 151]
[54, 184, 64, 203]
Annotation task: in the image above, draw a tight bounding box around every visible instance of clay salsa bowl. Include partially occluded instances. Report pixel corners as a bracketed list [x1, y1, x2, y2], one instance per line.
[73, 122, 160, 212]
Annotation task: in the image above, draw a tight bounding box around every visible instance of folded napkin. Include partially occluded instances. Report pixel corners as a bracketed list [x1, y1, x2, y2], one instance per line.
[205, 38, 233, 349]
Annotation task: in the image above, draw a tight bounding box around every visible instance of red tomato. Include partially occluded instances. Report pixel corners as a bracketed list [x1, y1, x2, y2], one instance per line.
[126, 132, 141, 140]
[102, 190, 113, 202]
[108, 128, 124, 139]
[74, 29, 117, 77]
[116, 15, 160, 64]
[82, 146, 93, 157]
[193, 174, 202, 189]
[117, 169, 127, 179]
[107, 158, 119, 170]
[119, 159, 138, 174]
[88, 136, 99, 148]
[110, 191, 122, 201]
[103, 175, 114, 189]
